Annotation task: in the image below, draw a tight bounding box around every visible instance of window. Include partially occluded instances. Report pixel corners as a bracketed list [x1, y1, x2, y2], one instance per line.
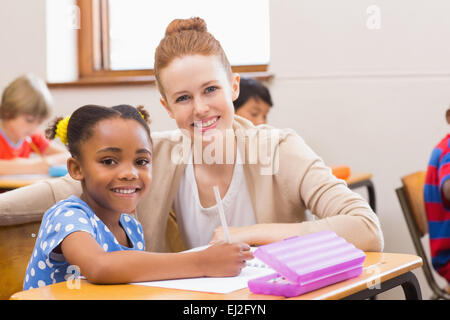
[70, 0, 271, 86]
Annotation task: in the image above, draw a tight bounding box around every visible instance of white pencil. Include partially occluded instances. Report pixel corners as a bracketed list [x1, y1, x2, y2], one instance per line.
[213, 185, 231, 243]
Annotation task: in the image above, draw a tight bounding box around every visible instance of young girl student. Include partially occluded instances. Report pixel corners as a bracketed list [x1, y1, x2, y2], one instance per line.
[0, 18, 383, 255]
[23, 104, 252, 290]
[0, 74, 69, 174]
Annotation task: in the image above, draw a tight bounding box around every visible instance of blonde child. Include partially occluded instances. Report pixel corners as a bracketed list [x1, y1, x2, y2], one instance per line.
[0, 74, 68, 174]
[23, 104, 251, 290]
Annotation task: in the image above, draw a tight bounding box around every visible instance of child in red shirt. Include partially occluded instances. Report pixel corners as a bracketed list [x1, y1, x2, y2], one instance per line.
[0, 74, 69, 174]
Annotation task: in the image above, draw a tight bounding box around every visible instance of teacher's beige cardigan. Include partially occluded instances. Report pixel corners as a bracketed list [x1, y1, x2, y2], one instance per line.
[0, 116, 383, 253]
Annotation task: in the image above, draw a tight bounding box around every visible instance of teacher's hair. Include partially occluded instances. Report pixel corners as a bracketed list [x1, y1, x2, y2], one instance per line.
[154, 17, 232, 100]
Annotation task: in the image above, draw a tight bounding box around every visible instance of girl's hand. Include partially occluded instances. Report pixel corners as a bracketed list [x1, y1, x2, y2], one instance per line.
[197, 242, 253, 277]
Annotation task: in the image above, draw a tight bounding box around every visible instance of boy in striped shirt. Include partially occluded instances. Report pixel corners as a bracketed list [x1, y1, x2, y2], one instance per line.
[424, 108, 450, 294]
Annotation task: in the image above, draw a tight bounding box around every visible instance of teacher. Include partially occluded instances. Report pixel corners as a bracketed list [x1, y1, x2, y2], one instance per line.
[0, 17, 383, 253]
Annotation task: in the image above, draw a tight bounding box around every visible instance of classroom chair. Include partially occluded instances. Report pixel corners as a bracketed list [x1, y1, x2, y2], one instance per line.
[0, 181, 58, 300]
[0, 178, 81, 299]
[396, 171, 450, 300]
[0, 221, 40, 300]
[166, 210, 187, 252]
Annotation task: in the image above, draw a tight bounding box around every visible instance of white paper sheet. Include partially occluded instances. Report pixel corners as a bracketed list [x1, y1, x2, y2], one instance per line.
[131, 246, 275, 294]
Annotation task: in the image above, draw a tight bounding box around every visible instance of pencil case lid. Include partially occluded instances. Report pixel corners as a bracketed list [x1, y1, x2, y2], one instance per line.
[253, 231, 366, 284]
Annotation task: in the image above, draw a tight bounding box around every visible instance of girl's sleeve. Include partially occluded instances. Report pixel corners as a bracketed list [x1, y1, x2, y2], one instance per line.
[39, 207, 96, 263]
[278, 132, 384, 252]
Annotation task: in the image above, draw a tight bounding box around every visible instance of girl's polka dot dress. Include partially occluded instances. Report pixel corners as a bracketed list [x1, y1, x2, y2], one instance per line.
[23, 195, 145, 290]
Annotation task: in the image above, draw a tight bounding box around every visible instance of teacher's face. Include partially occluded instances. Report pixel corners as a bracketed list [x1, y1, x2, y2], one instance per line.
[159, 54, 240, 143]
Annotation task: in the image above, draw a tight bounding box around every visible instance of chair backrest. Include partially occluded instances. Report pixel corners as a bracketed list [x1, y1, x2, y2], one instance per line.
[0, 221, 40, 300]
[397, 171, 450, 299]
[165, 210, 186, 253]
[401, 171, 428, 237]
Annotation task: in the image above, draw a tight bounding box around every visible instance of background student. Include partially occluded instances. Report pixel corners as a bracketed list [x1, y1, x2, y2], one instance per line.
[424, 107, 450, 294]
[0, 74, 69, 175]
[233, 77, 273, 126]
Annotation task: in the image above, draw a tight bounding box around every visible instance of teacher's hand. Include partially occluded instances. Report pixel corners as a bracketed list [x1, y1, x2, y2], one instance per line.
[210, 225, 257, 245]
[210, 223, 304, 246]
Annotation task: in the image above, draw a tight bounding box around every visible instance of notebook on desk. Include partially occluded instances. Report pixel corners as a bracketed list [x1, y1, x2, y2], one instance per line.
[131, 246, 275, 294]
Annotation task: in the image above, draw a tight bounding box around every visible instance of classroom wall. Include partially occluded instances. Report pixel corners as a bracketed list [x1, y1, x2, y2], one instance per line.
[0, 0, 47, 87]
[268, 0, 450, 299]
[1, 0, 450, 299]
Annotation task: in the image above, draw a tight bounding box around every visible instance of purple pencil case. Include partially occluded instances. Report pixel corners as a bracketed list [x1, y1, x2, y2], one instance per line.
[248, 231, 366, 297]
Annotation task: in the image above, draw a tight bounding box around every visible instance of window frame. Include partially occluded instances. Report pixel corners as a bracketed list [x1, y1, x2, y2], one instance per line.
[50, 0, 272, 87]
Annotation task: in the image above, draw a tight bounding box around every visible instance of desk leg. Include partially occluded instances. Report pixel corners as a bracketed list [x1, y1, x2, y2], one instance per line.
[399, 271, 422, 300]
[366, 180, 376, 212]
[343, 271, 422, 300]
[348, 180, 376, 212]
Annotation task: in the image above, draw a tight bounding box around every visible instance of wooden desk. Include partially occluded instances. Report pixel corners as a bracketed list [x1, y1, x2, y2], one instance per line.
[0, 174, 52, 191]
[346, 172, 376, 212]
[10, 252, 422, 300]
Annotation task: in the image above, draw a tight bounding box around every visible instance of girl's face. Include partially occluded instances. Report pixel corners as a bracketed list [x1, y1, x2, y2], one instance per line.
[68, 118, 152, 216]
[159, 54, 240, 144]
